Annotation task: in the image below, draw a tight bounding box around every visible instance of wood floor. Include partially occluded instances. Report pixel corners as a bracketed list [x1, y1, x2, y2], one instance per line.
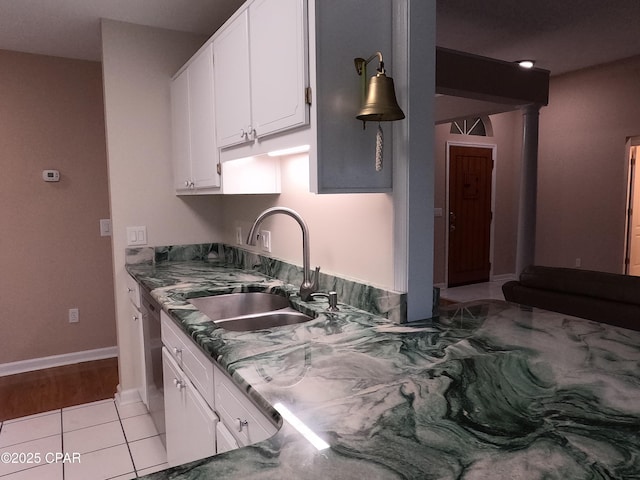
[0, 357, 119, 422]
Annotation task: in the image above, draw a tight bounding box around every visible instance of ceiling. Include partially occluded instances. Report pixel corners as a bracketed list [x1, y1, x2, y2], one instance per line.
[0, 0, 244, 62]
[434, 0, 640, 122]
[1, 1, 639, 122]
[1, 0, 639, 75]
[436, 0, 640, 76]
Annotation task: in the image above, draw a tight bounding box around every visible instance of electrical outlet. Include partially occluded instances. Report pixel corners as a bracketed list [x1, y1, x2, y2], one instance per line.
[69, 308, 79, 323]
[261, 230, 271, 252]
[235, 226, 243, 245]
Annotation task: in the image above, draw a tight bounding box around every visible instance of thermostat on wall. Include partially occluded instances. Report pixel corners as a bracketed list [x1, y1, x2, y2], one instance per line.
[42, 170, 60, 182]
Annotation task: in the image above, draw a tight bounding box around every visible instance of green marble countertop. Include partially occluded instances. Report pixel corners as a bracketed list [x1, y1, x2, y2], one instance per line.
[127, 260, 640, 479]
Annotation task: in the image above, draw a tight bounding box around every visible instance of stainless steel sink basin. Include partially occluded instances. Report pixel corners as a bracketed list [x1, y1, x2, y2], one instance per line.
[187, 292, 314, 331]
[188, 292, 290, 321]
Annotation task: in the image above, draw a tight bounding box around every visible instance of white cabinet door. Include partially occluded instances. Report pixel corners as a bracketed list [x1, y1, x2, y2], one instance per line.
[170, 69, 192, 191]
[215, 422, 239, 454]
[188, 44, 220, 189]
[163, 348, 217, 467]
[214, 10, 252, 148]
[214, 0, 308, 148]
[250, 0, 308, 138]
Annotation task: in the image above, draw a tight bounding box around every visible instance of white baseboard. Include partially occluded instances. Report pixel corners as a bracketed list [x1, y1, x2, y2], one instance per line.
[115, 384, 142, 407]
[0, 346, 118, 377]
[491, 273, 517, 282]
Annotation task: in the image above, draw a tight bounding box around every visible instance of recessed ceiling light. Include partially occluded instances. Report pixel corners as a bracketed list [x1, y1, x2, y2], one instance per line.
[518, 60, 535, 69]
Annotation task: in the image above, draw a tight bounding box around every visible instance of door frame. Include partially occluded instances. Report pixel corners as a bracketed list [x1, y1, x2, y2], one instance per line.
[624, 137, 640, 274]
[444, 141, 497, 287]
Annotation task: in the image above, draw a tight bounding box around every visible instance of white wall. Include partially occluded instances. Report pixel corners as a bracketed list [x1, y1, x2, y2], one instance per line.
[101, 20, 223, 394]
[220, 154, 395, 289]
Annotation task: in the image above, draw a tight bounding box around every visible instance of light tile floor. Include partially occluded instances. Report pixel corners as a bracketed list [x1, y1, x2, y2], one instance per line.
[0, 399, 168, 480]
[439, 278, 510, 303]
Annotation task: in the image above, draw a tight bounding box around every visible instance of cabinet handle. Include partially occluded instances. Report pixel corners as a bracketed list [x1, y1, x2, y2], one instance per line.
[237, 418, 248, 433]
[127, 287, 134, 293]
[173, 378, 185, 390]
[132, 315, 139, 322]
[173, 347, 182, 356]
[240, 128, 246, 139]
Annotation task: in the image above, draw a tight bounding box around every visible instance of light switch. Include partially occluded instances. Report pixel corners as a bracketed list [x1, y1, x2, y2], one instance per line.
[100, 219, 112, 237]
[126, 226, 148, 246]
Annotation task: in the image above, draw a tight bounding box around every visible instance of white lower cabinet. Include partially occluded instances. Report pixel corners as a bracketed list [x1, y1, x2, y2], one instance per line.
[215, 422, 240, 454]
[162, 348, 217, 467]
[160, 311, 277, 465]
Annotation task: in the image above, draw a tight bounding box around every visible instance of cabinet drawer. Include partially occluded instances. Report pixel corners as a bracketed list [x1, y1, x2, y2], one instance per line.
[214, 366, 276, 446]
[126, 275, 141, 308]
[161, 311, 215, 409]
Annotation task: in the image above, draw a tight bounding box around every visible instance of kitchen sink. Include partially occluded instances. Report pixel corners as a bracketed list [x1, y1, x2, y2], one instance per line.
[188, 292, 314, 331]
[214, 310, 314, 331]
[188, 292, 289, 320]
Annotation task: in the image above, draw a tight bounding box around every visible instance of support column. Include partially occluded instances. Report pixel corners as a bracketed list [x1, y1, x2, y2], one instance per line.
[392, 0, 435, 321]
[515, 104, 541, 275]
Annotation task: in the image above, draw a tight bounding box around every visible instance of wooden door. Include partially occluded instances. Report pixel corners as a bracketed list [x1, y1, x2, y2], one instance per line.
[448, 145, 493, 287]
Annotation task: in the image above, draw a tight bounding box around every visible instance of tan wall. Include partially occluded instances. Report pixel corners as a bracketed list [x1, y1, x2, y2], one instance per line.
[433, 110, 522, 285]
[537, 55, 640, 273]
[0, 50, 115, 364]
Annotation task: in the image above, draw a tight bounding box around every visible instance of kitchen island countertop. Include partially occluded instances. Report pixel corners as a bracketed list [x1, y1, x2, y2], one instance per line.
[127, 260, 640, 479]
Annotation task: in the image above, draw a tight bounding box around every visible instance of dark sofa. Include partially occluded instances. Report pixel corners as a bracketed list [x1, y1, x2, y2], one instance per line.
[502, 265, 640, 331]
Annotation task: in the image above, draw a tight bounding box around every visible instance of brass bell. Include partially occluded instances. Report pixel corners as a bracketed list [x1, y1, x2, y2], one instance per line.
[356, 71, 405, 123]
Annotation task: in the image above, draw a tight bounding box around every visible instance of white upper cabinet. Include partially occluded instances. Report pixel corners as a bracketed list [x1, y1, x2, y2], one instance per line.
[249, 0, 308, 138]
[213, 10, 252, 148]
[170, 44, 220, 194]
[214, 0, 309, 149]
[189, 44, 220, 190]
[171, 0, 397, 195]
[170, 69, 192, 192]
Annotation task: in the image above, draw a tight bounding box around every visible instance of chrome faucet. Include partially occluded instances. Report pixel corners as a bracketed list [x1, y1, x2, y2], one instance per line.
[246, 207, 319, 301]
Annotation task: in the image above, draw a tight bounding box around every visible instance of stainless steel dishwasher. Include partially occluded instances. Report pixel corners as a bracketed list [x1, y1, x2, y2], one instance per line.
[140, 288, 165, 446]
